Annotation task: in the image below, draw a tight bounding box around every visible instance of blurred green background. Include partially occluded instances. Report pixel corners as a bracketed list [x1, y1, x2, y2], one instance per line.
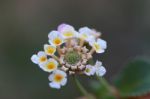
[0, 0, 150, 99]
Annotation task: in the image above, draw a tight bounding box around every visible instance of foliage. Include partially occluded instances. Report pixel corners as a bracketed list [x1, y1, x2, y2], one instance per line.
[114, 58, 150, 98]
[91, 58, 150, 99]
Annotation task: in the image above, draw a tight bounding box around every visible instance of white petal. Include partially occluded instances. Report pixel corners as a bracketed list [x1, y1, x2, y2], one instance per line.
[89, 40, 95, 46]
[97, 39, 107, 49]
[91, 29, 101, 37]
[84, 72, 90, 76]
[74, 31, 79, 38]
[96, 49, 105, 53]
[84, 65, 96, 76]
[79, 27, 96, 43]
[57, 23, 73, 32]
[61, 78, 67, 86]
[48, 30, 58, 39]
[96, 66, 106, 76]
[79, 27, 91, 33]
[49, 82, 61, 89]
[44, 44, 49, 50]
[37, 51, 46, 57]
[31, 54, 39, 64]
[91, 68, 96, 75]
[87, 36, 95, 42]
[39, 62, 45, 69]
[48, 74, 54, 81]
[48, 40, 54, 46]
[48, 58, 58, 66]
[58, 24, 74, 32]
[55, 70, 67, 77]
[58, 24, 77, 39]
[44, 44, 52, 49]
[95, 61, 102, 67]
[57, 23, 66, 31]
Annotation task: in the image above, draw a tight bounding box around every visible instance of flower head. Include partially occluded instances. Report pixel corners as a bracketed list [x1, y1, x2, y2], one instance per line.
[48, 31, 64, 46]
[40, 58, 58, 73]
[91, 29, 102, 38]
[90, 38, 107, 53]
[31, 23, 107, 89]
[48, 70, 67, 89]
[58, 23, 78, 39]
[31, 51, 47, 65]
[84, 65, 96, 76]
[95, 61, 106, 76]
[44, 44, 56, 55]
[79, 27, 95, 42]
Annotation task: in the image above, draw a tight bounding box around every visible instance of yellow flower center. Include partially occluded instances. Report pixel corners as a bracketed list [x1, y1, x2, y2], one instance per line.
[47, 62, 56, 70]
[63, 31, 74, 37]
[54, 74, 63, 82]
[81, 34, 87, 39]
[46, 46, 55, 55]
[85, 68, 90, 73]
[39, 56, 47, 62]
[94, 43, 100, 50]
[53, 38, 62, 45]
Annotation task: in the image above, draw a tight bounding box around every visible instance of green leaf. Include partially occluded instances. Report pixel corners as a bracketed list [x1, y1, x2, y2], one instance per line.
[114, 58, 150, 97]
[90, 81, 116, 99]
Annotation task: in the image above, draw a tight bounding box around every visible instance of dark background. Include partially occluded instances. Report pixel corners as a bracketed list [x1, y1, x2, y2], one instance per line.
[0, 0, 150, 99]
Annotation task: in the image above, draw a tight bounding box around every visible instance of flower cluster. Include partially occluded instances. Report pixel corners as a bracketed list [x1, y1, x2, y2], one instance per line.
[31, 23, 107, 89]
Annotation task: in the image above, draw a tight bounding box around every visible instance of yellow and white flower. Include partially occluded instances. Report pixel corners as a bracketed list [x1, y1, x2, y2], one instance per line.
[78, 27, 95, 42]
[40, 58, 58, 72]
[31, 23, 108, 89]
[58, 23, 78, 39]
[48, 30, 64, 46]
[84, 65, 96, 76]
[44, 44, 56, 55]
[48, 70, 67, 89]
[31, 51, 47, 65]
[95, 60, 106, 76]
[90, 38, 107, 53]
[91, 29, 101, 38]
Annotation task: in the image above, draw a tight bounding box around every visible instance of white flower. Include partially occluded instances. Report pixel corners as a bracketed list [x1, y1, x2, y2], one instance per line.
[48, 70, 67, 89]
[84, 65, 96, 76]
[31, 51, 47, 64]
[48, 30, 64, 46]
[44, 44, 56, 55]
[40, 58, 58, 72]
[78, 27, 95, 42]
[95, 61, 106, 76]
[91, 29, 101, 38]
[89, 38, 107, 53]
[31, 24, 108, 89]
[57, 23, 78, 39]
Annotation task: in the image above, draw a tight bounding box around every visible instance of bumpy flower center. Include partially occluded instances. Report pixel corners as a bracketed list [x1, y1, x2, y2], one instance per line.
[54, 74, 63, 82]
[64, 51, 81, 65]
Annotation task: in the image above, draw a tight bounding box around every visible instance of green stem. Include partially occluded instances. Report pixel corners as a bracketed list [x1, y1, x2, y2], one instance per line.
[97, 76, 112, 92]
[73, 76, 95, 99]
[74, 76, 88, 96]
[97, 76, 119, 98]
